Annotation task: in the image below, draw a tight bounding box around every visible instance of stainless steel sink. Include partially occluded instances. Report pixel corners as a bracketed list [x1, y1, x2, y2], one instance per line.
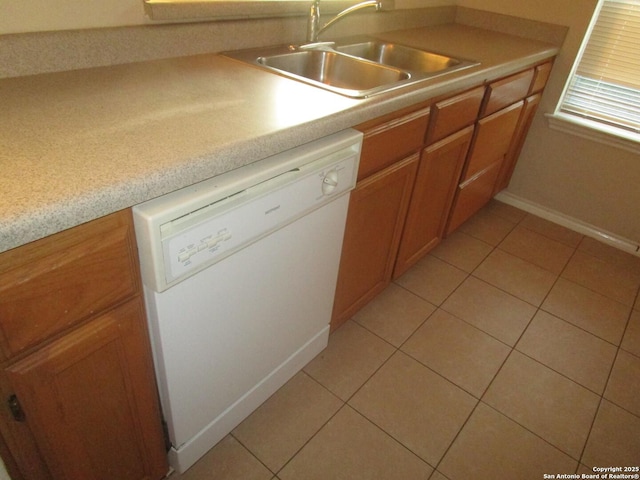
[335, 40, 464, 74]
[223, 37, 479, 98]
[257, 49, 409, 96]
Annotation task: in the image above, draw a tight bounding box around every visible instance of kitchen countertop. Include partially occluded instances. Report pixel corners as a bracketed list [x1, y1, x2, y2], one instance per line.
[0, 23, 558, 253]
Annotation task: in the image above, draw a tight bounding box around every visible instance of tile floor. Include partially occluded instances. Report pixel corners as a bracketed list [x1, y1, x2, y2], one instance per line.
[171, 200, 640, 480]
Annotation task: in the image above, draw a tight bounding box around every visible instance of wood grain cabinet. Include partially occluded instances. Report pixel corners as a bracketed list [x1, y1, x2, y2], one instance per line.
[330, 59, 555, 329]
[0, 210, 168, 480]
[393, 86, 484, 278]
[330, 107, 428, 331]
[446, 60, 553, 233]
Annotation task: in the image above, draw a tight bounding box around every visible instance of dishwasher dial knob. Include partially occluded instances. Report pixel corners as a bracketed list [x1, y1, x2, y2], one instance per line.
[322, 169, 339, 195]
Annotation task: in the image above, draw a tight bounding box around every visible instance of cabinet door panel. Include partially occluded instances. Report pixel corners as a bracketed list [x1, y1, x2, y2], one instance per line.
[331, 154, 419, 330]
[394, 126, 474, 278]
[494, 93, 542, 193]
[462, 100, 524, 182]
[5, 300, 168, 480]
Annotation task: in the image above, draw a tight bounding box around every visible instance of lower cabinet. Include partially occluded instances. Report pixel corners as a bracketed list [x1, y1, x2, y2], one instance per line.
[330, 60, 554, 329]
[393, 126, 474, 278]
[331, 154, 419, 331]
[5, 299, 168, 480]
[0, 210, 168, 480]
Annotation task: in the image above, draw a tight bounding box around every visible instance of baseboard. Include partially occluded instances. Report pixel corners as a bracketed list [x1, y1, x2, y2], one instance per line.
[495, 191, 640, 258]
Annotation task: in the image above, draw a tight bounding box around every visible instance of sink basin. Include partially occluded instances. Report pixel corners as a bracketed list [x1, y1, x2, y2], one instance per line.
[336, 41, 463, 74]
[257, 49, 410, 96]
[222, 38, 479, 98]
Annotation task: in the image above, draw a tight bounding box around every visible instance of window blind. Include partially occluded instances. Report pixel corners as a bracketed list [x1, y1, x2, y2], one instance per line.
[559, 0, 640, 135]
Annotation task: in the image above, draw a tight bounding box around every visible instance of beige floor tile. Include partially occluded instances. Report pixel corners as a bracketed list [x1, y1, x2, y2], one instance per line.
[483, 200, 528, 223]
[352, 283, 435, 347]
[303, 321, 394, 401]
[579, 236, 640, 272]
[439, 403, 577, 480]
[604, 350, 640, 417]
[542, 278, 630, 345]
[394, 255, 467, 305]
[498, 225, 575, 275]
[429, 231, 493, 273]
[516, 311, 617, 394]
[278, 406, 432, 480]
[174, 435, 273, 480]
[473, 249, 557, 306]
[483, 351, 600, 458]
[621, 309, 640, 357]
[562, 251, 640, 306]
[402, 309, 511, 397]
[457, 208, 517, 246]
[232, 372, 342, 472]
[582, 400, 640, 469]
[349, 351, 476, 465]
[519, 215, 584, 248]
[441, 276, 536, 346]
[429, 472, 450, 480]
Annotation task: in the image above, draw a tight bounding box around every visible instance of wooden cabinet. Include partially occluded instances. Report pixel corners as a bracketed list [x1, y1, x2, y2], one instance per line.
[332, 59, 555, 328]
[392, 86, 484, 277]
[0, 211, 168, 480]
[446, 60, 553, 233]
[394, 126, 475, 278]
[330, 107, 428, 331]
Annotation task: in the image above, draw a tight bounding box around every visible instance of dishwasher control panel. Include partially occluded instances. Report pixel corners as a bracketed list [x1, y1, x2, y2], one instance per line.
[162, 158, 354, 285]
[133, 129, 363, 293]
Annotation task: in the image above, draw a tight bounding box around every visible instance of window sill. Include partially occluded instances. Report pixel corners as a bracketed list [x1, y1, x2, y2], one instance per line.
[546, 112, 639, 155]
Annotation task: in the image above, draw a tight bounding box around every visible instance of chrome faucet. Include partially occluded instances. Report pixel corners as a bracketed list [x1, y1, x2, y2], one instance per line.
[306, 0, 382, 44]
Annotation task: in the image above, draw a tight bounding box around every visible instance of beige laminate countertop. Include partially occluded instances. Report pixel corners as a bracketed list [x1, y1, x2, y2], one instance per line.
[0, 23, 558, 253]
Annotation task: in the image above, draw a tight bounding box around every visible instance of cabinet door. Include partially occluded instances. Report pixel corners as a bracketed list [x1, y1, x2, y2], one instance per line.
[5, 300, 168, 480]
[494, 93, 542, 193]
[331, 154, 419, 331]
[394, 126, 474, 278]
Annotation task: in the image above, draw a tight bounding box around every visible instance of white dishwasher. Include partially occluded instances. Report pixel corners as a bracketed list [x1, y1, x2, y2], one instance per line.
[133, 129, 362, 473]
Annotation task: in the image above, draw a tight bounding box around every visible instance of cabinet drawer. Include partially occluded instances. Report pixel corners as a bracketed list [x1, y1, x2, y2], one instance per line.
[447, 162, 501, 234]
[481, 69, 534, 117]
[427, 86, 485, 145]
[530, 60, 553, 94]
[356, 107, 430, 181]
[0, 211, 139, 358]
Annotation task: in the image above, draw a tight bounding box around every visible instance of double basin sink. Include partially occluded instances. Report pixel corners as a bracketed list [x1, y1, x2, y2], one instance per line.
[224, 38, 478, 98]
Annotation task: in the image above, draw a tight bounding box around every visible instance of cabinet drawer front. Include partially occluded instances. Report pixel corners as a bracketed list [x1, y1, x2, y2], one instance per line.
[427, 86, 485, 144]
[0, 211, 139, 358]
[447, 162, 501, 234]
[481, 69, 534, 117]
[356, 107, 430, 181]
[530, 60, 553, 94]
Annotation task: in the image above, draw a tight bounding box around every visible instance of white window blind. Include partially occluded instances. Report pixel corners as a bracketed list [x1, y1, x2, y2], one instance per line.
[557, 0, 640, 137]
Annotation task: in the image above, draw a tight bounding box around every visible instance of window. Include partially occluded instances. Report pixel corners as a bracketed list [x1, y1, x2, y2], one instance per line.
[552, 0, 640, 148]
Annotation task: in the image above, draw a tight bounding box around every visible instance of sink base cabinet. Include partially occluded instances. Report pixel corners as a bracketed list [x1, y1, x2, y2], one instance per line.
[0, 210, 168, 480]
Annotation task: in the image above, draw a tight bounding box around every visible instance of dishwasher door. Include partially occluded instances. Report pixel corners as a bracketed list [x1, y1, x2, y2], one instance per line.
[133, 129, 362, 473]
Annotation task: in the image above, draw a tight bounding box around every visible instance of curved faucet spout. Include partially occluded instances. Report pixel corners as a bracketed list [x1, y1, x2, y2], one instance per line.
[306, 0, 382, 43]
